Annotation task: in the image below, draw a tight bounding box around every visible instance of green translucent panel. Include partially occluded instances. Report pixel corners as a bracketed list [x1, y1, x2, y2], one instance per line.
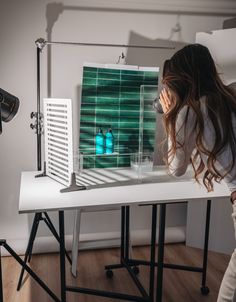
[81, 96, 97, 103]
[120, 86, 140, 93]
[80, 66, 158, 168]
[98, 72, 120, 80]
[121, 74, 143, 81]
[97, 79, 120, 86]
[97, 97, 119, 105]
[121, 69, 143, 76]
[82, 78, 97, 85]
[120, 92, 140, 99]
[98, 68, 121, 74]
[83, 70, 97, 78]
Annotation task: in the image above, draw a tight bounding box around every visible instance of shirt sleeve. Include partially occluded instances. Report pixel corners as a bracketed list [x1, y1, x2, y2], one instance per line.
[168, 106, 197, 177]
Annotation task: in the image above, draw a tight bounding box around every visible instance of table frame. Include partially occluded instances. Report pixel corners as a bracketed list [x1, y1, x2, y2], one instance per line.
[0, 199, 211, 302]
[57, 200, 211, 302]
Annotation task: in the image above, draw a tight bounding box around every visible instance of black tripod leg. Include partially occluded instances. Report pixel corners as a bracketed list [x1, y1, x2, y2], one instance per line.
[201, 200, 211, 296]
[43, 213, 72, 264]
[17, 213, 41, 291]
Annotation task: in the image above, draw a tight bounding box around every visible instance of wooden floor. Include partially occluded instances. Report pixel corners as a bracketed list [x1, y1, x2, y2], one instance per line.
[1, 244, 230, 302]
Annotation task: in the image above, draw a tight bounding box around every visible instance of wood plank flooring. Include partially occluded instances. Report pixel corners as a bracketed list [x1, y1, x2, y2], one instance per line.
[1, 244, 230, 302]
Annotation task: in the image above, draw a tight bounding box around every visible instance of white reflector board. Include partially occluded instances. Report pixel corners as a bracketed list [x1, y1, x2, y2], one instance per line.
[43, 98, 73, 186]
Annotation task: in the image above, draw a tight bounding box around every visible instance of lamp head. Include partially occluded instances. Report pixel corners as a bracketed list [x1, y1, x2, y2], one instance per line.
[0, 88, 20, 134]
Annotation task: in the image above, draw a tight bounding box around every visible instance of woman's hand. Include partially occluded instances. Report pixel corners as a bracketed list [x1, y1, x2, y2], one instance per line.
[159, 88, 172, 114]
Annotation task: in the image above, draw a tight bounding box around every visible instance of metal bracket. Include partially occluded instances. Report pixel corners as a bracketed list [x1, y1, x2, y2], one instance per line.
[60, 172, 86, 193]
[35, 161, 47, 178]
[30, 112, 43, 134]
[35, 38, 47, 51]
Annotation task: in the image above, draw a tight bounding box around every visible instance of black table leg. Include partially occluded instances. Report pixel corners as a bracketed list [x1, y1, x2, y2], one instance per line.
[121, 206, 125, 262]
[0, 246, 3, 302]
[59, 211, 66, 302]
[17, 212, 41, 290]
[156, 204, 166, 302]
[201, 199, 211, 295]
[125, 206, 130, 261]
[149, 204, 157, 301]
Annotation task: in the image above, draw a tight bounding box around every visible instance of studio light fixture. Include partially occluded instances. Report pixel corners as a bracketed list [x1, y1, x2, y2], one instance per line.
[0, 88, 20, 134]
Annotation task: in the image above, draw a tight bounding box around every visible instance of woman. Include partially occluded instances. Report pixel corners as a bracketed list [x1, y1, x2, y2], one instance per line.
[159, 44, 236, 302]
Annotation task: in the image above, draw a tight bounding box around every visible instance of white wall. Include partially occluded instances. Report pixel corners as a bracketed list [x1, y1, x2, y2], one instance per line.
[0, 0, 232, 255]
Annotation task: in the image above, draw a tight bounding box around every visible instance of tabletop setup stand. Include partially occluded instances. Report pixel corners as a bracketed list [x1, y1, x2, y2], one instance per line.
[15, 38, 174, 299]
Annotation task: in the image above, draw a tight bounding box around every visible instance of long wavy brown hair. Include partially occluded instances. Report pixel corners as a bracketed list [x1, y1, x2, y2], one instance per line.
[162, 44, 236, 191]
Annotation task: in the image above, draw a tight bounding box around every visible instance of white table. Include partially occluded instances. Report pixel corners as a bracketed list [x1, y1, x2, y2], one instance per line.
[17, 169, 230, 302]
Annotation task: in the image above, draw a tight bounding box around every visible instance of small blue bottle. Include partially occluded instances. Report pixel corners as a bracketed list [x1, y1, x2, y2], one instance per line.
[95, 128, 104, 154]
[105, 128, 114, 154]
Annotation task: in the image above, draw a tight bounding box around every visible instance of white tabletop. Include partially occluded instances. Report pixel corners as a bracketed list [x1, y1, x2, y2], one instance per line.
[19, 168, 230, 214]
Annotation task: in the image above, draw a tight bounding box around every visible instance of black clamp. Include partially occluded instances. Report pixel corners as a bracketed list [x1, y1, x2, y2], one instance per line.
[30, 112, 43, 134]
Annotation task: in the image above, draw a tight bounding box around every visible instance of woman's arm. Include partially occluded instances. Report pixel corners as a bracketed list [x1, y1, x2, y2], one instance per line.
[168, 106, 197, 176]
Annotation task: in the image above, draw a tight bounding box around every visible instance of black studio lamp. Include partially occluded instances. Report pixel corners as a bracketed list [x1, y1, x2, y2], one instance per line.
[0, 88, 19, 134]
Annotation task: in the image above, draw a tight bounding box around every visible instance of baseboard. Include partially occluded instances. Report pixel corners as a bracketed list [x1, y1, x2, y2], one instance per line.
[1, 226, 185, 256]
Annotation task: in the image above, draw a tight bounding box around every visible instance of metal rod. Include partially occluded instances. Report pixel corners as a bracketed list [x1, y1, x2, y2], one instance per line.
[59, 211, 66, 302]
[125, 206, 130, 261]
[66, 285, 149, 302]
[36, 47, 42, 171]
[45, 40, 175, 50]
[149, 204, 157, 300]
[104, 263, 124, 270]
[3, 242, 60, 302]
[0, 247, 3, 302]
[17, 212, 41, 290]
[156, 204, 166, 302]
[202, 200, 211, 288]
[128, 259, 203, 272]
[122, 259, 149, 299]
[43, 213, 72, 265]
[121, 206, 125, 263]
[28, 213, 41, 263]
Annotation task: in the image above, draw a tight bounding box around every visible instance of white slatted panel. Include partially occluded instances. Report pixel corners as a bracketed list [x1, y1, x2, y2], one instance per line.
[44, 98, 73, 186]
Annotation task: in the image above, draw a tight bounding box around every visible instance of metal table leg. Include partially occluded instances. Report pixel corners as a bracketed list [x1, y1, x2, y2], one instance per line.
[201, 199, 211, 295]
[149, 204, 157, 301]
[59, 211, 66, 302]
[0, 245, 3, 302]
[156, 204, 166, 302]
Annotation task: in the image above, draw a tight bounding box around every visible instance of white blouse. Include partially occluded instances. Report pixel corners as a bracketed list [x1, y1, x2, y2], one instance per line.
[168, 97, 236, 193]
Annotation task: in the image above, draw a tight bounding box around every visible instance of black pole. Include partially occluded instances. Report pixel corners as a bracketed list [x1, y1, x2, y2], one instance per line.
[36, 46, 42, 171]
[0, 246, 3, 302]
[202, 200, 211, 288]
[156, 204, 166, 302]
[59, 211, 66, 302]
[125, 206, 130, 261]
[121, 206, 125, 262]
[149, 204, 157, 300]
[17, 212, 41, 290]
